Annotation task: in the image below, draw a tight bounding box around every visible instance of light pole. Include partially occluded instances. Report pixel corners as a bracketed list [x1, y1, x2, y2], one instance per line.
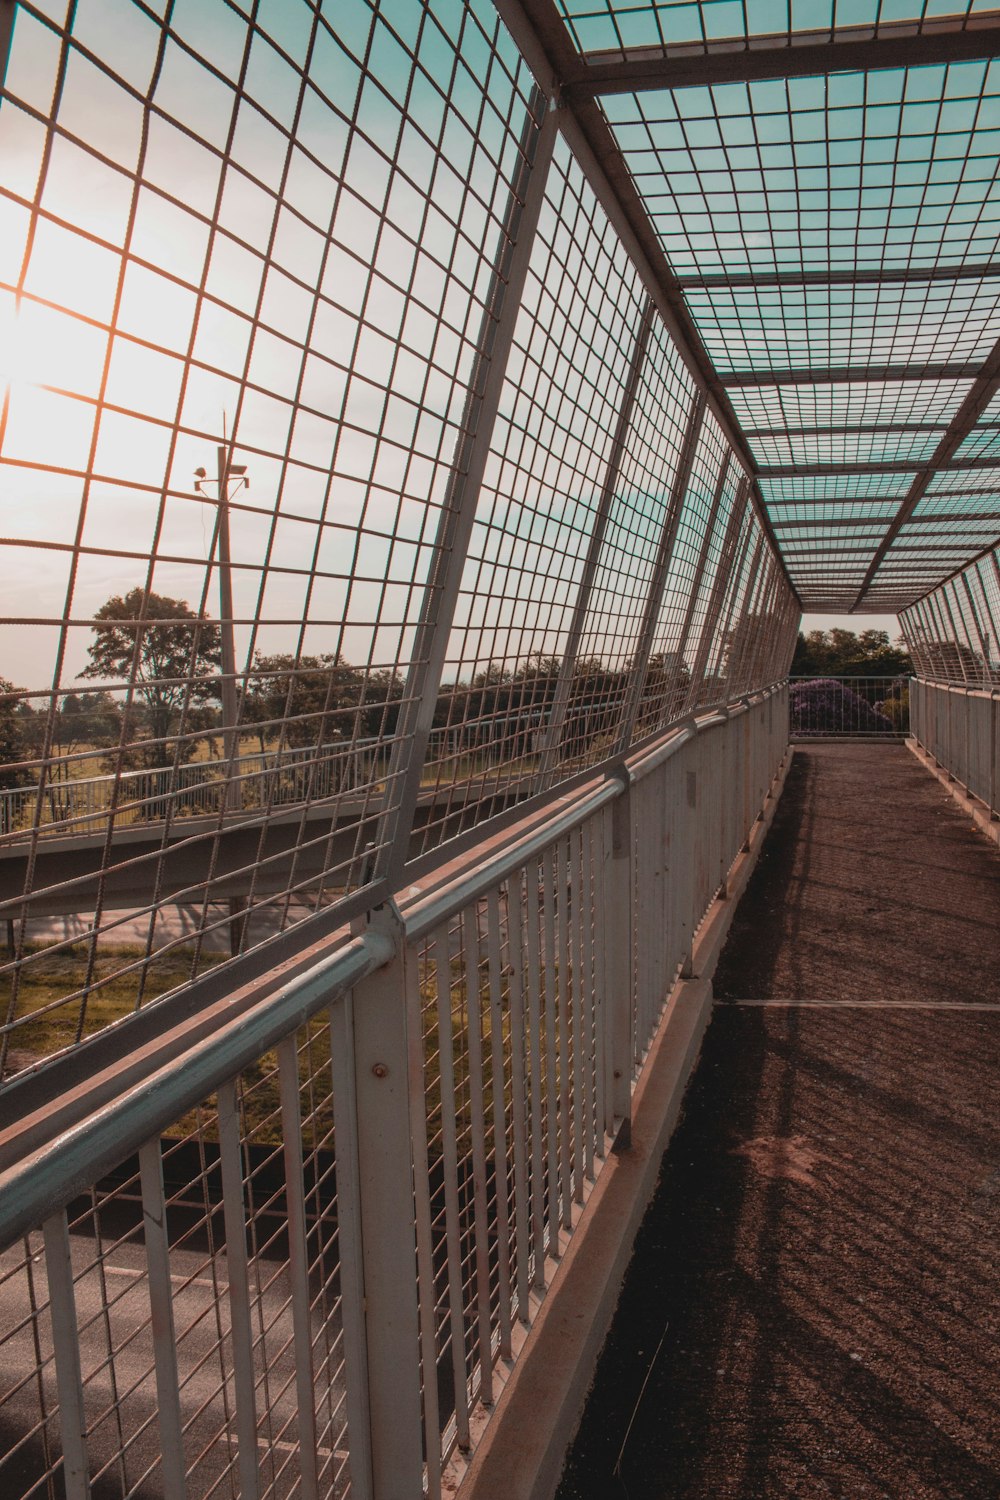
[195, 449, 249, 956]
[194, 448, 247, 813]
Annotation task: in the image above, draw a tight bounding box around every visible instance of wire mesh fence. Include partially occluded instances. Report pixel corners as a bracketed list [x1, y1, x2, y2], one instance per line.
[0, 0, 797, 1081]
[788, 676, 911, 738]
[902, 545, 1000, 687]
[0, 1011, 360, 1500]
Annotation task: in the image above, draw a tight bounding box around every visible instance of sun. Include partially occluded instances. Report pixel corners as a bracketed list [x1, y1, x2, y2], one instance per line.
[0, 293, 43, 396]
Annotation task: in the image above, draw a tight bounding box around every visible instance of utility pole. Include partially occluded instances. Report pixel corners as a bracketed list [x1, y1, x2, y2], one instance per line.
[194, 448, 246, 809]
[195, 449, 248, 953]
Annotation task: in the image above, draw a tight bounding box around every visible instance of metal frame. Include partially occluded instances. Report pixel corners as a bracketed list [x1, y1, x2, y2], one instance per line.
[566, 14, 1000, 94]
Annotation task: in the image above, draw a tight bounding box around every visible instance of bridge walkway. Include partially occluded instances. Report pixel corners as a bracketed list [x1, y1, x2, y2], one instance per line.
[557, 742, 1000, 1500]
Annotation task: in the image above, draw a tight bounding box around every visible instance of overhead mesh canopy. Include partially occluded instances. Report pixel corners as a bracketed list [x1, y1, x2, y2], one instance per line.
[533, 0, 1000, 612]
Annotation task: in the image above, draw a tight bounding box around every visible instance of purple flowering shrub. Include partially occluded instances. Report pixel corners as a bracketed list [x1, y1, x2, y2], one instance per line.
[790, 678, 895, 735]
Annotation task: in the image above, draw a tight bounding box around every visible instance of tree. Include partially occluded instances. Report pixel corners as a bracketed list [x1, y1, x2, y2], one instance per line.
[791, 628, 912, 677]
[79, 589, 221, 765]
[0, 679, 28, 791]
[242, 653, 362, 750]
[56, 691, 122, 752]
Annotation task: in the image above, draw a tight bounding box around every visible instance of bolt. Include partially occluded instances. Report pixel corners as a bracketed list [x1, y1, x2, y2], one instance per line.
[372, 1063, 388, 1079]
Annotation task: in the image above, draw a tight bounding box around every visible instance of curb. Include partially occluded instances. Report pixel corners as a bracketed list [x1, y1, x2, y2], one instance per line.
[907, 739, 1000, 850]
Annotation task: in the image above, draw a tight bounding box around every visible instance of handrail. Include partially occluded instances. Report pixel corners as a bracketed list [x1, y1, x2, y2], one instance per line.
[0, 926, 395, 1250]
[388, 689, 779, 941]
[0, 681, 788, 1252]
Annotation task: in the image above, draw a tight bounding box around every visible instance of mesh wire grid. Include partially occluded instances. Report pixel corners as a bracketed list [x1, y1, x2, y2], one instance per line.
[0, 0, 539, 1065]
[0, 1010, 354, 1500]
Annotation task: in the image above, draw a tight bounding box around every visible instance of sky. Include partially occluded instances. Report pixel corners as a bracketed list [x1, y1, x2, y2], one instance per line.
[801, 611, 902, 639]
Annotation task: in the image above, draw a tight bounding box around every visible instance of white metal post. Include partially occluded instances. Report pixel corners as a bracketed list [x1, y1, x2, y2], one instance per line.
[602, 778, 633, 1146]
[217, 1080, 261, 1500]
[348, 909, 425, 1500]
[138, 1141, 187, 1500]
[683, 478, 750, 710]
[669, 453, 732, 692]
[276, 1037, 321, 1500]
[43, 1213, 91, 1500]
[326, 993, 374, 1500]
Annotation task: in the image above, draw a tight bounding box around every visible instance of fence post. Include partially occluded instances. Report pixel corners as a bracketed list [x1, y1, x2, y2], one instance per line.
[375, 91, 557, 889]
[342, 905, 425, 1500]
[991, 690, 999, 820]
[603, 773, 633, 1148]
[534, 297, 655, 790]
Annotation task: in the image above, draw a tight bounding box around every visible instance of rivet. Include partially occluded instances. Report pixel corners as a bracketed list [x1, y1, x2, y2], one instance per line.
[372, 1063, 388, 1079]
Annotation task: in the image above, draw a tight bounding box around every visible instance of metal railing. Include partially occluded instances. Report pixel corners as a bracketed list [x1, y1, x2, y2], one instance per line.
[0, 738, 394, 841]
[0, 685, 788, 1500]
[0, 2, 800, 1495]
[788, 676, 910, 738]
[910, 679, 1000, 819]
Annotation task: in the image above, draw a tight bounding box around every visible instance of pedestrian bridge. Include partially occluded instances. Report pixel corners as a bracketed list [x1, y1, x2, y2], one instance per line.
[1, 4, 999, 1499]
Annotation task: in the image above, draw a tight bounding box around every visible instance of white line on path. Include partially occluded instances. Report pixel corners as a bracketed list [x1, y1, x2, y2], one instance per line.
[719, 999, 1000, 1009]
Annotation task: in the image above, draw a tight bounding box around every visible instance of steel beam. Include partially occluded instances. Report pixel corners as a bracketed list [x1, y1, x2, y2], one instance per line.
[853, 332, 1000, 608]
[668, 452, 733, 695]
[757, 460, 921, 477]
[566, 13, 1000, 96]
[682, 478, 750, 710]
[1, 0, 16, 91]
[961, 572, 993, 679]
[773, 512, 1000, 528]
[374, 88, 556, 888]
[743, 422, 948, 439]
[494, 0, 799, 607]
[719, 361, 979, 387]
[534, 295, 655, 790]
[676, 260, 1000, 291]
[615, 392, 707, 752]
[758, 455, 1000, 477]
[772, 519, 892, 531]
[910, 537, 1000, 606]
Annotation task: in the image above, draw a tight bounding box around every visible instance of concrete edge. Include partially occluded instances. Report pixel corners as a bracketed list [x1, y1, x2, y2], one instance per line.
[907, 739, 1000, 850]
[449, 746, 794, 1500]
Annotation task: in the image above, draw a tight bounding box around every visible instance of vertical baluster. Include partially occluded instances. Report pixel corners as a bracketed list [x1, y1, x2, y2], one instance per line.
[553, 842, 573, 1231]
[485, 887, 513, 1358]
[276, 1037, 320, 1500]
[591, 812, 609, 1151]
[538, 849, 559, 1254]
[138, 1140, 187, 1500]
[523, 859, 547, 1278]
[217, 1079, 261, 1500]
[43, 1211, 90, 1500]
[326, 995, 374, 1500]
[578, 828, 593, 1188]
[431, 923, 472, 1451]
[506, 870, 531, 1323]
[464, 901, 496, 1408]
[402, 935, 442, 1500]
